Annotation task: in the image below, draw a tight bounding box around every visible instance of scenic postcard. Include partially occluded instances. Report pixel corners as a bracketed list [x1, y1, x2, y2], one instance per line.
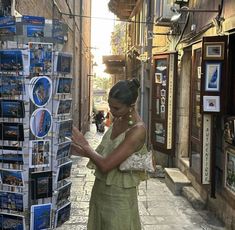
[30, 203, 52, 230]
[0, 191, 24, 212]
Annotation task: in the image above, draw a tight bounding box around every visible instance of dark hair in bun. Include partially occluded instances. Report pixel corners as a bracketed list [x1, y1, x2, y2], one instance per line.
[109, 78, 140, 105]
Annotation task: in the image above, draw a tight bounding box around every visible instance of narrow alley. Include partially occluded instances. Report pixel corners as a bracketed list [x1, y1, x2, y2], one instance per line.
[58, 124, 225, 230]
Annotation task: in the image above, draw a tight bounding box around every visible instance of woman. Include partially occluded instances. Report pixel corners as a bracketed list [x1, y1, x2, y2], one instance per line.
[71, 79, 148, 230]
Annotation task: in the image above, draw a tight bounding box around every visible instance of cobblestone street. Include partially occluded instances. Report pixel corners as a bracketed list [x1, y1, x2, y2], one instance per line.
[58, 124, 226, 230]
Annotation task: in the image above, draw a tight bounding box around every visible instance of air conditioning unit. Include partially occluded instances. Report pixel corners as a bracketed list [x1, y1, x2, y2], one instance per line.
[155, 0, 179, 26]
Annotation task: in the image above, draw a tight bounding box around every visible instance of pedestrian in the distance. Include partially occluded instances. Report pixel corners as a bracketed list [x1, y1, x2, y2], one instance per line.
[95, 110, 105, 132]
[71, 78, 148, 230]
[105, 111, 112, 127]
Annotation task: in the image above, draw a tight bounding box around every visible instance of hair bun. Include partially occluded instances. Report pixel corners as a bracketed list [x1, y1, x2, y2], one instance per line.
[130, 78, 140, 89]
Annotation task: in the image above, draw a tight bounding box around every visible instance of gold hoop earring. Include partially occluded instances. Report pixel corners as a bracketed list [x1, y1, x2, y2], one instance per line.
[128, 108, 134, 126]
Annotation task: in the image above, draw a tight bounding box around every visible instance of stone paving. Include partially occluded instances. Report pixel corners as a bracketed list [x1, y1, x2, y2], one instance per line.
[57, 124, 226, 230]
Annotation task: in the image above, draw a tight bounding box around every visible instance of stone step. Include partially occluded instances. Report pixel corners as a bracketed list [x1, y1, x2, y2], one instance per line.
[164, 168, 191, 195]
[182, 186, 206, 210]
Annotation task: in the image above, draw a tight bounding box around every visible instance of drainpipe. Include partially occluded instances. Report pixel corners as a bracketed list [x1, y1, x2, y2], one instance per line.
[79, 0, 83, 130]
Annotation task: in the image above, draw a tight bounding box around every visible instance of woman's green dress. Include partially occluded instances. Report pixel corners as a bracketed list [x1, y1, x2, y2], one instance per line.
[87, 125, 148, 230]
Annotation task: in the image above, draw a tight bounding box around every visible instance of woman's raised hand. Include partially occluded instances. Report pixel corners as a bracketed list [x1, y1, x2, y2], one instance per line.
[72, 126, 89, 149]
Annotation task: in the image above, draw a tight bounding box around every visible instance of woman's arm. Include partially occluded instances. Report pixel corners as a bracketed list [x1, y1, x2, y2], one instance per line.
[72, 125, 146, 173]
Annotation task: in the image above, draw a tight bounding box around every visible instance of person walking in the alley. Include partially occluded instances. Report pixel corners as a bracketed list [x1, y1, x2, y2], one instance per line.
[95, 110, 105, 132]
[71, 79, 147, 230]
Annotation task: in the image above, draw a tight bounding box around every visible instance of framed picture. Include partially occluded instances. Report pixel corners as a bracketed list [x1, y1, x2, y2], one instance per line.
[203, 95, 220, 112]
[55, 202, 71, 227]
[155, 72, 162, 84]
[205, 62, 221, 92]
[204, 42, 224, 60]
[30, 203, 52, 230]
[30, 171, 52, 199]
[224, 117, 235, 145]
[0, 213, 26, 230]
[225, 148, 235, 195]
[0, 191, 24, 212]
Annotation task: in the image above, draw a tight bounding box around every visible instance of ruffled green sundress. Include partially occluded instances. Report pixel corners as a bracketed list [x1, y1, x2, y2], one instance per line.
[87, 124, 148, 230]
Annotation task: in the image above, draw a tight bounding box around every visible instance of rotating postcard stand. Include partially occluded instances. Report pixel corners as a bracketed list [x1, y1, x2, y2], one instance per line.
[0, 15, 73, 230]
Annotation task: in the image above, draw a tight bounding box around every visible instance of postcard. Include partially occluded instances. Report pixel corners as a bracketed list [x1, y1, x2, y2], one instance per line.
[55, 99, 72, 116]
[0, 152, 24, 164]
[29, 140, 51, 168]
[55, 202, 71, 227]
[28, 42, 53, 74]
[0, 50, 23, 72]
[0, 76, 25, 97]
[30, 171, 52, 199]
[0, 169, 24, 187]
[55, 140, 71, 160]
[0, 100, 25, 118]
[54, 52, 72, 74]
[30, 108, 52, 138]
[56, 119, 73, 140]
[0, 213, 25, 230]
[30, 203, 52, 230]
[56, 181, 72, 204]
[56, 77, 73, 95]
[56, 161, 72, 182]
[0, 191, 24, 212]
[0, 122, 24, 141]
[29, 76, 52, 107]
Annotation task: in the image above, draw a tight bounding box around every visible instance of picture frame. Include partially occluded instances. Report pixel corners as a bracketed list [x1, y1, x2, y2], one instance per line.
[204, 42, 224, 60]
[155, 72, 162, 84]
[203, 95, 220, 112]
[0, 191, 24, 212]
[29, 140, 51, 168]
[55, 202, 71, 227]
[205, 62, 221, 92]
[224, 116, 235, 145]
[30, 203, 52, 230]
[0, 213, 26, 230]
[30, 171, 52, 199]
[225, 147, 235, 195]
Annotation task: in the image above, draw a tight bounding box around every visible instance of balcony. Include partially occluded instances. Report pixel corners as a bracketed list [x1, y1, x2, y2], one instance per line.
[108, 0, 139, 19]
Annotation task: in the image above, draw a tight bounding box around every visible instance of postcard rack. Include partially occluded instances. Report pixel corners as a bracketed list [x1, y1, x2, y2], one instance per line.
[0, 15, 73, 229]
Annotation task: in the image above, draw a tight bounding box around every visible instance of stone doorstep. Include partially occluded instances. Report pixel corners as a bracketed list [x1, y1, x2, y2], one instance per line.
[164, 168, 191, 195]
[182, 186, 206, 210]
